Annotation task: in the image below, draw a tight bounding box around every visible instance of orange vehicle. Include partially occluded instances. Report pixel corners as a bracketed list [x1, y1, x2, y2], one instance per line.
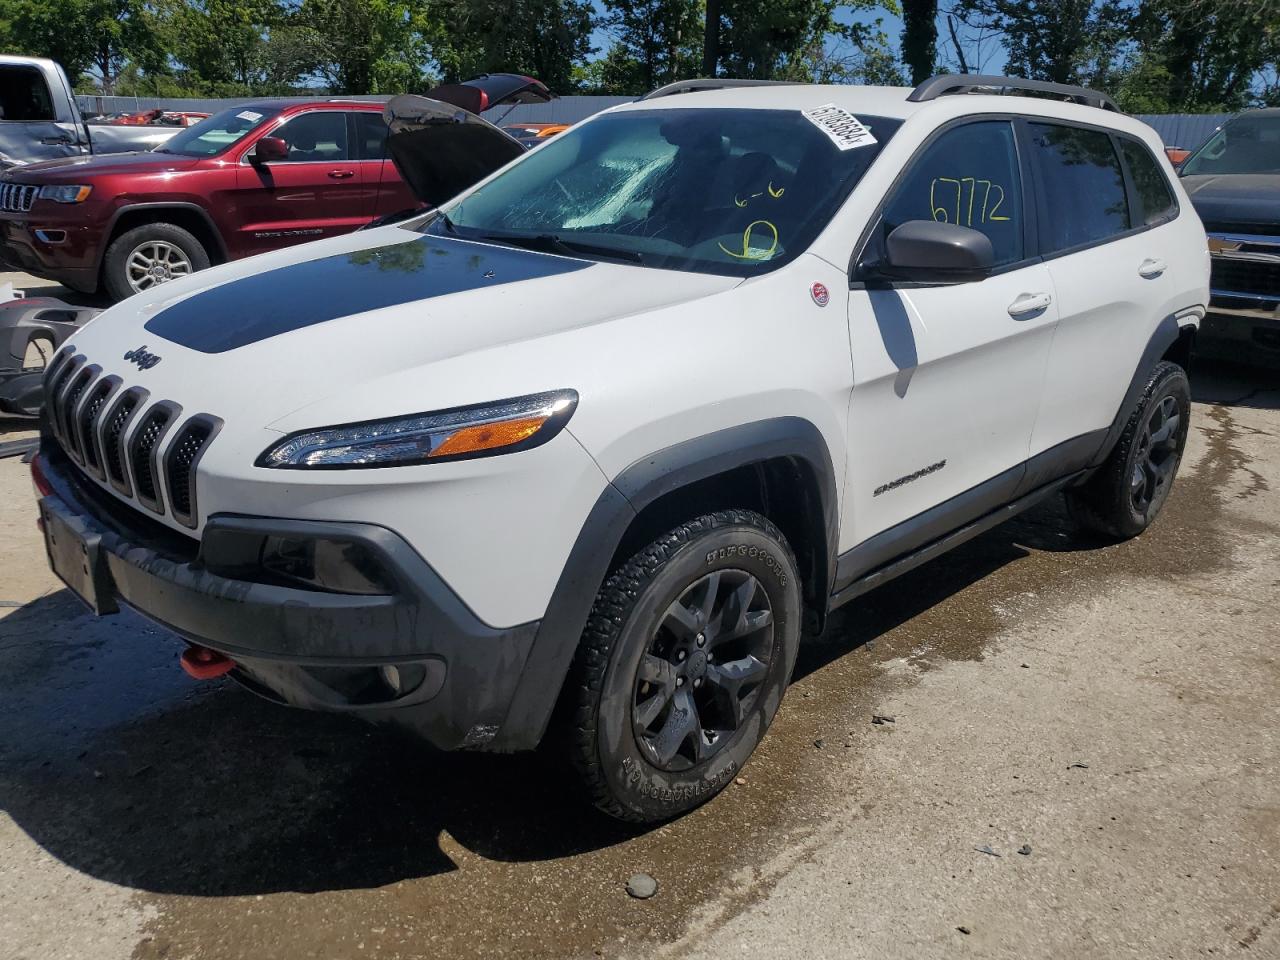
[1165, 146, 1192, 165]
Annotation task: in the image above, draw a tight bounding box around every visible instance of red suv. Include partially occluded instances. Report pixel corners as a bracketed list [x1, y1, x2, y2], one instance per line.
[0, 100, 416, 301]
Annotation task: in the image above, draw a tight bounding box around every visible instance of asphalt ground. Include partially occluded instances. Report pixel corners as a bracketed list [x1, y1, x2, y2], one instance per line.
[1, 270, 1277, 959]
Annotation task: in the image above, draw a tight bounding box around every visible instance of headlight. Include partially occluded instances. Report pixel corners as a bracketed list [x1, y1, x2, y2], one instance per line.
[257, 390, 578, 469]
[38, 184, 92, 203]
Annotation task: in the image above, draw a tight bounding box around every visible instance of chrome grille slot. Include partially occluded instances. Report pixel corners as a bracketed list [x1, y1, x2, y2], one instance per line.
[128, 402, 180, 514]
[103, 388, 146, 495]
[43, 347, 74, 390]
[43, 352, 76, 444]
[77, 376, 121, 480]
[46, 353, 220, 526]
[0, 182, 37, 213]
[49, 355, 86, 451]
[59, 365, 98, 463]
[164, 415, 221, 528]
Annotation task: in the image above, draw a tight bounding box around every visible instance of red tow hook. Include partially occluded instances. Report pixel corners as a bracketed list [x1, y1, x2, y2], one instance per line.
[181, 645, 236, 680]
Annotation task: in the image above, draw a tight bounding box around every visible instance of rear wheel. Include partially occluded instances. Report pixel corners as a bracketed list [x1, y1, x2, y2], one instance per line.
[103, 222, 210, 301]
[565, 510, 801, 823]
[1066, 361, 1190, 539]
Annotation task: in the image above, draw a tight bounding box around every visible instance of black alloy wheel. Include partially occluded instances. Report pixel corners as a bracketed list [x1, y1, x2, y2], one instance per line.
[1130, 394, 1181, 515]
[565, 509, 802, 823]
[633, 569, 774, 772]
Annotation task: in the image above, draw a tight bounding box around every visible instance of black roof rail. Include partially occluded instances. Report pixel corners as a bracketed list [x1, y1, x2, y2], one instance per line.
[907, 73, 1119, 112]
[641, 78, 805, 101]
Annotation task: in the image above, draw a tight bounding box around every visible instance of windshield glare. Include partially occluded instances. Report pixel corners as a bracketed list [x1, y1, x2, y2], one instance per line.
[1182, 115, 1280, 176]
[158, 105, 274, 157]
[430, 107, 900, 276]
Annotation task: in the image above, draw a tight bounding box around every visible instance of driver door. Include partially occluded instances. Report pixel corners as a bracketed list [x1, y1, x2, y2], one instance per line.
[840, 119, 1059, 576]
[235, 109, 369, 257]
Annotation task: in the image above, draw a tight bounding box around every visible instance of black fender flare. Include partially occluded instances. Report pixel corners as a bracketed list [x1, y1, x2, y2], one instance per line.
[1088, 314, 1184, 470]
[100, 202, 229, 266]
[492, 416, 839, 750]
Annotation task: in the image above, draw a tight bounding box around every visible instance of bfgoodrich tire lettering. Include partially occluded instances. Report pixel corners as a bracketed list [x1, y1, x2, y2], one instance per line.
[565, 509, 801, 823]
[1067, 360, 1191, 539]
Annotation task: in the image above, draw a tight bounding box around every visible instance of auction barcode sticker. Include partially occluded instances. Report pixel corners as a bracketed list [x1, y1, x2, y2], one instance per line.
[801, 103, 877, 151]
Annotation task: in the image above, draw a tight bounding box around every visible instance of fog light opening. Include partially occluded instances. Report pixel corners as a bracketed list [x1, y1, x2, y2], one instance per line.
[379, 664, 402, 696]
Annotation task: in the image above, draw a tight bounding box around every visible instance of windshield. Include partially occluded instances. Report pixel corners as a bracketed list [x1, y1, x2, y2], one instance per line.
[1182, 115, 1280, 176]
[427, 107, 901, 276]
[157, 105, 275, 157]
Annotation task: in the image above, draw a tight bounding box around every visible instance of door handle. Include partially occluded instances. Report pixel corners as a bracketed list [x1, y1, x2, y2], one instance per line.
[327, 170, 355, 179]
[1138, 257, 1167, 279]
[40, 135, 73, 145]
[1007, 292, 1053, 319]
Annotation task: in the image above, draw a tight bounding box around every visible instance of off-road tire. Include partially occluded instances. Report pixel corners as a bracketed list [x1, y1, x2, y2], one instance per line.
[565, 510, 802, 823]
[1066, 361, 1190, 539]
[103, 222, 210, 302]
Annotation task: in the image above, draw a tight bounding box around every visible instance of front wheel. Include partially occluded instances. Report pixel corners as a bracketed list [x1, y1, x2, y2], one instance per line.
[102, 222, 210, 301]
[1066, 360, 1191, 539]
[565, 510, 801, 823]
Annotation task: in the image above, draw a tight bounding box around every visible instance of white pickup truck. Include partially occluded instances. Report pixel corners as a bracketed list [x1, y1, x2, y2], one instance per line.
[0, 55, 179, 170]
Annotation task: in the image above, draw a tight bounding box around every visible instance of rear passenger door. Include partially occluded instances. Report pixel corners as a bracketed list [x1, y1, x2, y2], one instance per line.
[235, 109, 369, 256]
[1025, 124, 1182, 479]
[842, 119, 1060, 570]
[353, 110, 418, 218]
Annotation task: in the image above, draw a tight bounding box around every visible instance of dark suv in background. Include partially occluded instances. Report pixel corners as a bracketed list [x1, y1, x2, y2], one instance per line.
[1179, 109, 1280, 357]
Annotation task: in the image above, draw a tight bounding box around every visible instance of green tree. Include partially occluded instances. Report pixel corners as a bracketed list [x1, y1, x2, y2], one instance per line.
[952, 0, 1129, 86]
[597, 0, 701, 95]
[702, 0, 891, 81]
[0, 0, 162, 92]
[901, 0, 937, 84]
[300, 0, 434, 93]
[1122, 0, 1280, 110]
[429, 0, 596, 92]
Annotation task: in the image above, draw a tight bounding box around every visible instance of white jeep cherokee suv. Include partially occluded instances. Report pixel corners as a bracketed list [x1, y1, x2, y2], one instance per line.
[33, 75, 1209, 822]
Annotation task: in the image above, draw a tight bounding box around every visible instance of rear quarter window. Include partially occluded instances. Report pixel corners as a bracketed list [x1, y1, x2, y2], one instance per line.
[1029, 123, 1131, 254]
[1119, 138, 1177, 225]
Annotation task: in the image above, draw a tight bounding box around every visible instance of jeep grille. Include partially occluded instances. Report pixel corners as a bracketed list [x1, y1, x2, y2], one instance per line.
[0, 182, 37, 213]
[43, 348, 221, 528]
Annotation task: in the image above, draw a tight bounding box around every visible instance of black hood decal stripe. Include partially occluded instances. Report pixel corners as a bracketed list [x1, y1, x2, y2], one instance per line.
[144, 235, 592, 354]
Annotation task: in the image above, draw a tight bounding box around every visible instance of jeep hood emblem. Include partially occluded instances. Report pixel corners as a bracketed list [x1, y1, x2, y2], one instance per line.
[123, 345, 162, 370]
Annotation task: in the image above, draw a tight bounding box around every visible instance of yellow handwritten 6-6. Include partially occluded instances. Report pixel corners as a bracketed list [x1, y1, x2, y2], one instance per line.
[929, 177, 1011, 226]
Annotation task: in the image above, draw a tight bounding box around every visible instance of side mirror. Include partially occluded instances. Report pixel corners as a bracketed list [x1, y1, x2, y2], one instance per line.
[251, 136, 288, 164]
[878, 220, 995, 283]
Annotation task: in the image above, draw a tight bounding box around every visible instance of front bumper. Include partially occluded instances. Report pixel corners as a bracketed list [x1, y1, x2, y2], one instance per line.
[38, 441, 543, 750]
[1206, 232, 1280, 336]
[0, 216, 101, 292]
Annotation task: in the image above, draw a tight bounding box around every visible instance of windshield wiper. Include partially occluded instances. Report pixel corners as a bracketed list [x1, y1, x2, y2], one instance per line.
[480, 231, 643, 264]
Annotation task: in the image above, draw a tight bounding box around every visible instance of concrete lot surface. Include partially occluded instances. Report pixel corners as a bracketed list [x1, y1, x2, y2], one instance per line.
[0, 276, 1277, 959]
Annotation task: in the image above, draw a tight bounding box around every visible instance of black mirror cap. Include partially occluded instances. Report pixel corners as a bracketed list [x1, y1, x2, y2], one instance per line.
[879, 220, 995, 283]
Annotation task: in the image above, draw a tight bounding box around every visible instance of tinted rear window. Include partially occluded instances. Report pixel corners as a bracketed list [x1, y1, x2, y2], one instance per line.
[1120, 138, 1176, 225]
[0, 66, 55, 122]
[1029, 123, 1131, 254]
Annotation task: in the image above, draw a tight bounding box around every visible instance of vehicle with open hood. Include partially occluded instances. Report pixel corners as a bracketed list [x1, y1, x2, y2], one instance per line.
[31, 75, 1207, 823]
[0, 74, 552, 302]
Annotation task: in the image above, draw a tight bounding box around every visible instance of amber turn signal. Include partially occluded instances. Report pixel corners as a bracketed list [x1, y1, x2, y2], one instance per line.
[429, 415, 548, 458]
